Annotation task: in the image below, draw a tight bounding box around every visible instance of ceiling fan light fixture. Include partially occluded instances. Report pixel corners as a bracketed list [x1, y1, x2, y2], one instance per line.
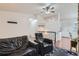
[41, 4, 55, 15]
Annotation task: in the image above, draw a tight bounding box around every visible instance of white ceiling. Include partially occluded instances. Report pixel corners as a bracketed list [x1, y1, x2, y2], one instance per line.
[0, 3, 46, 14]
[0, 3, 77, 19]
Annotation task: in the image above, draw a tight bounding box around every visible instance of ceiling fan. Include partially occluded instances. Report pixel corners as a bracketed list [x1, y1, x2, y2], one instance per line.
[41, 4, 55, 15]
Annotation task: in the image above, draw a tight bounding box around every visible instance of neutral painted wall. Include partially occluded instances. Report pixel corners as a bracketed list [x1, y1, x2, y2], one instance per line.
[58, 3, 78, 39]
[0, 11, 37, 38]
[0, 10, 60, 39]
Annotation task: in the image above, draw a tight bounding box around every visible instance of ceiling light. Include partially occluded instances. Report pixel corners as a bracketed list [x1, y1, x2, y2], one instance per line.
[41, 4, 55, 15]
[33, 19, 37, 23]
[29, 18, 38, 25]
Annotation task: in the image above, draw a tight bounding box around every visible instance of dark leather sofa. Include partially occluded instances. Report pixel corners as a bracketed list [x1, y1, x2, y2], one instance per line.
[0, 35, 38, 56]
[35, 33, 53, 56]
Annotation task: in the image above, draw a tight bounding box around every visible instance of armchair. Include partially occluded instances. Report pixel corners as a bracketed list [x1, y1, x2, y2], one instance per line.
[35, 33, 53, 55]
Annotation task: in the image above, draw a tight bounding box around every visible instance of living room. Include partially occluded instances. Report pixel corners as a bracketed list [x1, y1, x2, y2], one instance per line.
[0, 3, 78, 56]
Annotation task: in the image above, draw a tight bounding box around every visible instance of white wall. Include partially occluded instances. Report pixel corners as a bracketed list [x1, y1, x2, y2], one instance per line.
[58, 3, 78, 39]
[0, 10, 60, 40]
[0, 11, 38, 38]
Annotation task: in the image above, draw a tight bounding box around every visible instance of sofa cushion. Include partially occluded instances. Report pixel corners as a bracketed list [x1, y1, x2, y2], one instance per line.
[0, 35, 29, 55]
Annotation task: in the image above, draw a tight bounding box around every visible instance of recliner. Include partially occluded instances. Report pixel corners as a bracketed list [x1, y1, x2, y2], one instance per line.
[35, 33, 53, 55]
